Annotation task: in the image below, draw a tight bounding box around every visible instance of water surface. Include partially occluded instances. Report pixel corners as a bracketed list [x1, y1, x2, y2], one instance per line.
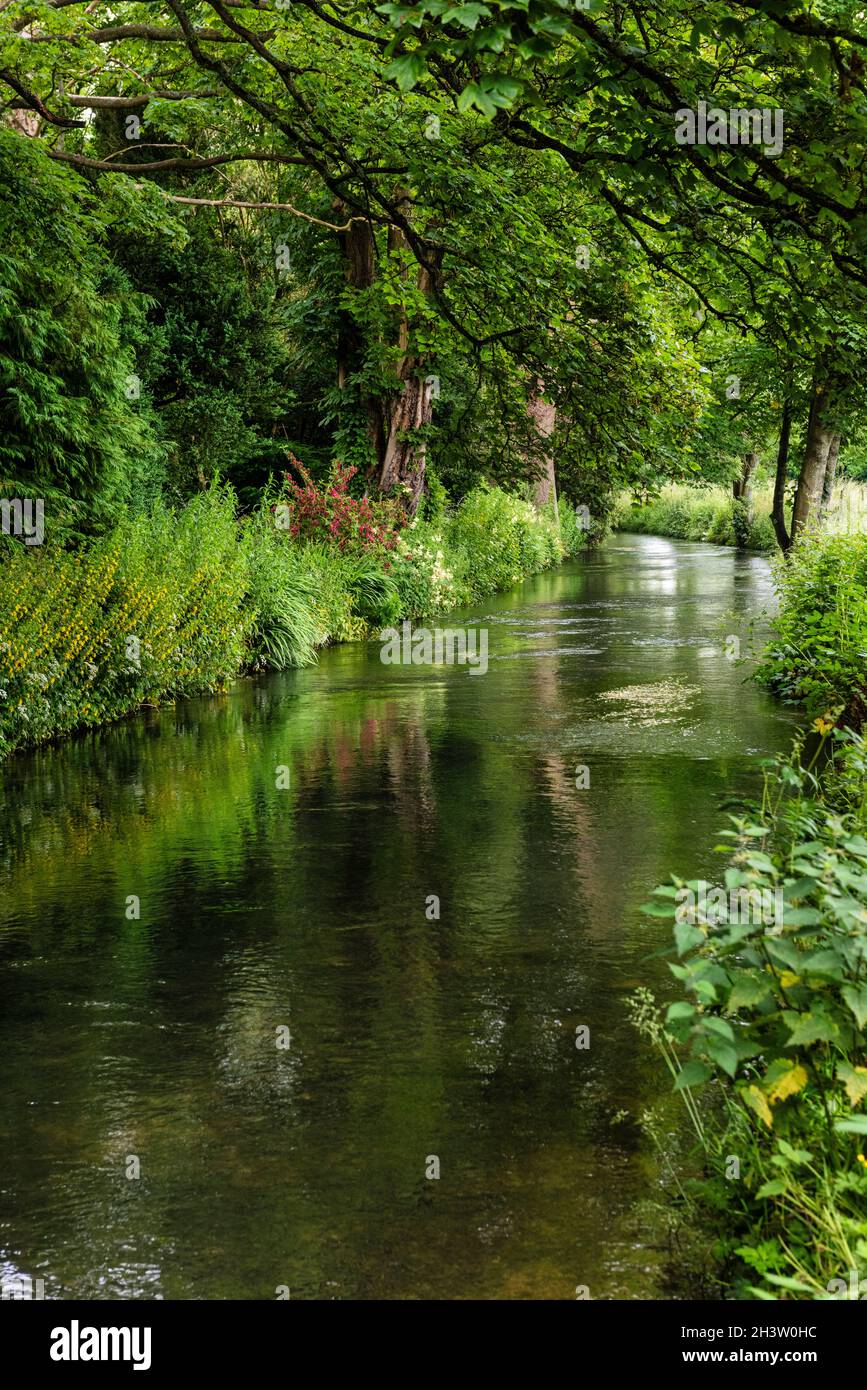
[0, 534, 797, 1299]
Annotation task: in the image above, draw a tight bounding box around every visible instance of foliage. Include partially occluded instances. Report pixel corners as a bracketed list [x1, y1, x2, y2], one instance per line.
[0, 131, 164, 532]
[614, 485, 776, 552]
[110, 215, 294, 504]
[0, 490, 251, 758]
[278, 459, 404, 552]
[758, 531, 867, 723]
[242, 508, 320, 671]
[0, 481, 571, 756]
[632, 729, 867, 1298]
[444, 484, 564, 601]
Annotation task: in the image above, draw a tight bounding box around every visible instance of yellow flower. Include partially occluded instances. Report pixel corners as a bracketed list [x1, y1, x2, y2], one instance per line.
[812, 716, 834, 736]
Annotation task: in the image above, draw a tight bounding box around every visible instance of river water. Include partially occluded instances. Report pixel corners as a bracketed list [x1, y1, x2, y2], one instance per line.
[0, 534, 797, 1299]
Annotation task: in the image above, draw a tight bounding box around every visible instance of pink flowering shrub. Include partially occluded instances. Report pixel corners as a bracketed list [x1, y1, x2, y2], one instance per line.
[278, 458, 403, 556]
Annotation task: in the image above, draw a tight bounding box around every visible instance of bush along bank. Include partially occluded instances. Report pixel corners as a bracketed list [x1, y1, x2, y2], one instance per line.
[757, 530, 867, 728]
[613, 484, 777, 552]
[0, 471, 584, 759]
[631, 727, 867, 1299]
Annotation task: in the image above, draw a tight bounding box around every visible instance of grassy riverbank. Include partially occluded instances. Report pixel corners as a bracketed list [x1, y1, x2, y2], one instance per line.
[627, 495, 867, 1299]
[614, 481, 867, 552]
[0, 479, 581, 760]
[634, 727, 867, 1300]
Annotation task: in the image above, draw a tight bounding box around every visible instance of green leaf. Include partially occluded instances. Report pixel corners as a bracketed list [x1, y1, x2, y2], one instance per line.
[674, 1060, 712, 1090]
[834, 1116, 867, 1134]
[675, 920, 704, 956]
[384, 52, 427, 91]
[448, 3, 491, 30]
[842, 985, 867, 1029]
[756, 1178, 787, 1198]
[706, 1037, 739, 1078]
[727, 972, 773, 1011]
[785, 1012, 839, 1046]
[837, 1063, 867, 1107]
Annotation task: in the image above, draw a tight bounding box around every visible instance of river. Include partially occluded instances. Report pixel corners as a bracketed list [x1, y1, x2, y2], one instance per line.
[0, 534, 798, 1299]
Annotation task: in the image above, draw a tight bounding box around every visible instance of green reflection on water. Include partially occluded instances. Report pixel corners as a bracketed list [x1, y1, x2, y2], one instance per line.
[0, 535, 797, 1299]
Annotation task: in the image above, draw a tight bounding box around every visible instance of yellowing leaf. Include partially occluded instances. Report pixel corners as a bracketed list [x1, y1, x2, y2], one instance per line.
[838, 1063, 867, 1107]
[744, 1084, 773, 1129]
[767, 1063, 808, 1105]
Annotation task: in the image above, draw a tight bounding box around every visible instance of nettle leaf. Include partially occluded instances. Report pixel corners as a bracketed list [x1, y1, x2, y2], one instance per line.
[766, 939, 802, 971]
[727, 971, 773, 1011]
[837, 1062, 867, 1107]
[666, 1001, 695, 1022]
[782, 877, 819, 900]
[766, 1062, 808, 1105]
[803, 948, 844, 978]
[782, 906, 822, 927]
[743, 1084, 773, 1129]
[641, 899, 676, 917]
[705, 1037, 739, 1078]
[784, 1012, 839, 1047]
[842, 984, 867, 1029]
[675, 920, 704, 955]
[703, 1016, 735, 1041]
[675, 1060, 711, 1090]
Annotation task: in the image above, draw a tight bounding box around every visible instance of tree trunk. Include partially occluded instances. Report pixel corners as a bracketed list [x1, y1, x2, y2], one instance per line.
[336, 212, 386, 464]
[373, 199, 438, 516]
[791, 377, 836, 541]
[526, 379, 558, 516]
[819, 433, 841, 521]
[732, 452, 757, 504]
[730, 451, 757, 548]
[772, 400, 793, 554]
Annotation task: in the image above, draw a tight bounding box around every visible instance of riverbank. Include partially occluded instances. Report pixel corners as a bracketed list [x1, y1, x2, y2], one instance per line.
[621, 495, 867, 1298]
[635, 724, 867, 1299]
[614, 481, 867, 553]
[616, 482, 867, 720]
[0, 480, 583, 760]
[0, 534, 793, 1299]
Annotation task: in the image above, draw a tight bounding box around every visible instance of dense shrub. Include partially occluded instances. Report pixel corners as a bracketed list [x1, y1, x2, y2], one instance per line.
[632, 730, 867, 1298]
[0, 480, 577, 758]
[758, 532, 867, 723]
[0, 131, 164, 532]
[279, 459, 403, 551]
[615, 485, 775, 551]
[0, 491, 250, 757]
[445, 484, 564, 600]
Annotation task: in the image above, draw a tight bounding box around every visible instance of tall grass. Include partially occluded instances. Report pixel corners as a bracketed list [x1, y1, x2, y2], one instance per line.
[0, 484, 584, 759]
[614, 480, 867, 551]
